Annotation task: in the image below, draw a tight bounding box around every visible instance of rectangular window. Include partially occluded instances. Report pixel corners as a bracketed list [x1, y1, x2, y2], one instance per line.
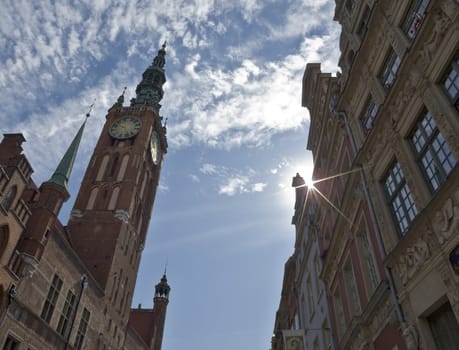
[74, 308, 90, 350]
[380, 49, 401, 91]
[360, 96, 380, 132]
[56, 290, 76, 337]
[40, 274, 63, 323]
[402, 0, 430, 40]
[410, 110, 457, 192]
[2, 336, 19, 350]
[382, 161, 418, 235]
[443, 53, 459, 111]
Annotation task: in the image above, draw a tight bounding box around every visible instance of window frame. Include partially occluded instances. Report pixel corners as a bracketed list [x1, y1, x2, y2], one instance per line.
[2, 335, 20, 350]
[379, 48, 401, 91]
[1, 186, 17, 211]
[40, 274, 63, 323]
[74, 308, 90, 350]
[401, 0, 430, 40]
[56, 290, 76, 337]
[442, 53, 459, 112]
[409, 110, 457, 192]
[382, 161, 418, 235]
[360, 96, 380, 133]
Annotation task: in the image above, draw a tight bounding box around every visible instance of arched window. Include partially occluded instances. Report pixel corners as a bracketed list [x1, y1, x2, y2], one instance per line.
[86, 187, 99, 210]
[2, 186, 17, 210]
[116, 154, 129, 181]
[96, 155, 109, 181]
[108, 154, 119, 178]
[108, 187, 120, 210]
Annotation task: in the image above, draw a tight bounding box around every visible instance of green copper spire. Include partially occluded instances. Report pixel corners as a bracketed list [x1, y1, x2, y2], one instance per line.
[47, 105, 93, 190]
[131, 42, 167, 107]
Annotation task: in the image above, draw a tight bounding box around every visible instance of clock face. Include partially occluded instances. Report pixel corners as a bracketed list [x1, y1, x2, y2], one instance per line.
[150, 131, 161, 165]
[109, 116, 141, 139]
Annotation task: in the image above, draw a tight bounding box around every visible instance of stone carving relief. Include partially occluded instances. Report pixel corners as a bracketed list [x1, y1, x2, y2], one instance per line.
[401, 322, 419, 350]
[114, 209, 129, 223]
[350, 328, 369, 350]
[388, 67, 425, 120]
[440, 0, 459, 21]
[415, 7, 451, 68]
[433, 190, 459, 245]
[397, 237, 431, 285]
[365, 116, 396, 164]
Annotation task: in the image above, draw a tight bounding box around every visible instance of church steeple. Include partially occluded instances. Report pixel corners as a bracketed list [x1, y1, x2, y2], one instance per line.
[46, 115, 89, 191]
[132, 42, 167, 107]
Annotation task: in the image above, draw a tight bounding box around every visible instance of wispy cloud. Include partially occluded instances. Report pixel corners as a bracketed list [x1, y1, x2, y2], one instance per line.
[198, 162, 267, 196]
[1, 0, 339, 182]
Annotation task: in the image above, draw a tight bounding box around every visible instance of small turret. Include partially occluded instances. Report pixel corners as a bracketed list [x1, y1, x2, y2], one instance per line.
[154, 273, 170, 303]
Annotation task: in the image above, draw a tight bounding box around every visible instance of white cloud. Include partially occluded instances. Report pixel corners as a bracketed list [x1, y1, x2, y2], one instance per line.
[158, 183, 169, 192]
[198, 162, 267, 196]
[200, 163, 218, 175]
[252, 182, 267, 192]
[189, 174, 200, 183]
[219, 176, 249, 196]
[1, 0, 339, 182]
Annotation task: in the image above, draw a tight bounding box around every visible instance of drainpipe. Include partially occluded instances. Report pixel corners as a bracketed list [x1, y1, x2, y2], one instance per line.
[65, 274, 88, 350]
[336, 111, 405, 325]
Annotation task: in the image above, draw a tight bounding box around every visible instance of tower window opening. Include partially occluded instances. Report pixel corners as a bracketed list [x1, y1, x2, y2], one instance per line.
[1, 186, 17, 211]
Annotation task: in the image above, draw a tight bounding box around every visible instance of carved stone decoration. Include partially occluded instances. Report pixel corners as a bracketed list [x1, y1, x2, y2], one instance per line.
[433, 191, 459, 245]
[389, 67, 425, 120]
[401, 322, 419, 350]
[440, 0, 459, 21]
[350, 328, 370, 350]
[415, 8, 451, 68]
[114, 209, 130, 223]
[397, 238, 431, 285]
[283, 330, 305, 350]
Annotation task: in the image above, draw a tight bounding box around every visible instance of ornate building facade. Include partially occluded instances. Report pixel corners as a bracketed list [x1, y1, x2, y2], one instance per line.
[271, 175, 334, 350]
[0, 44, 171, 349]
[273, 0, 459, 349]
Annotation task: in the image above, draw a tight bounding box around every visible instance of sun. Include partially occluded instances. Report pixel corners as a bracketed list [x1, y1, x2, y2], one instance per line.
[295, 164, 315, 189]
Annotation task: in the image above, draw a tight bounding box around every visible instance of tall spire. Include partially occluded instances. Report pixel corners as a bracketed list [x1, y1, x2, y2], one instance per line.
[131, 42, 167, 107]
[47, 105, 93, 190]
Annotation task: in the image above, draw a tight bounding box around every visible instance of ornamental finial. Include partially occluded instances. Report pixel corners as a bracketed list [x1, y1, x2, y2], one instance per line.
[86, 99, 96, 118]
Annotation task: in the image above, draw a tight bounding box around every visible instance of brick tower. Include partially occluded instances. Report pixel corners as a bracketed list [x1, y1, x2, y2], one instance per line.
[67, 43, 169, 327]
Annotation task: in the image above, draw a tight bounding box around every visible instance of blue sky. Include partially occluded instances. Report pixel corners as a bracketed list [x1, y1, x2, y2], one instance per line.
[1, 1, 340, 349]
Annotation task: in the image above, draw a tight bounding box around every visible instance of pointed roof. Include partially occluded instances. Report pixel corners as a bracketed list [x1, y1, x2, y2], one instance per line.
[46, 115, 88, 190]
[132, 42, 167, 107]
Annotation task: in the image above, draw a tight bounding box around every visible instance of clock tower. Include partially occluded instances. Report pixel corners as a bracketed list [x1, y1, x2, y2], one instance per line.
[67, 43, 168, 326]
